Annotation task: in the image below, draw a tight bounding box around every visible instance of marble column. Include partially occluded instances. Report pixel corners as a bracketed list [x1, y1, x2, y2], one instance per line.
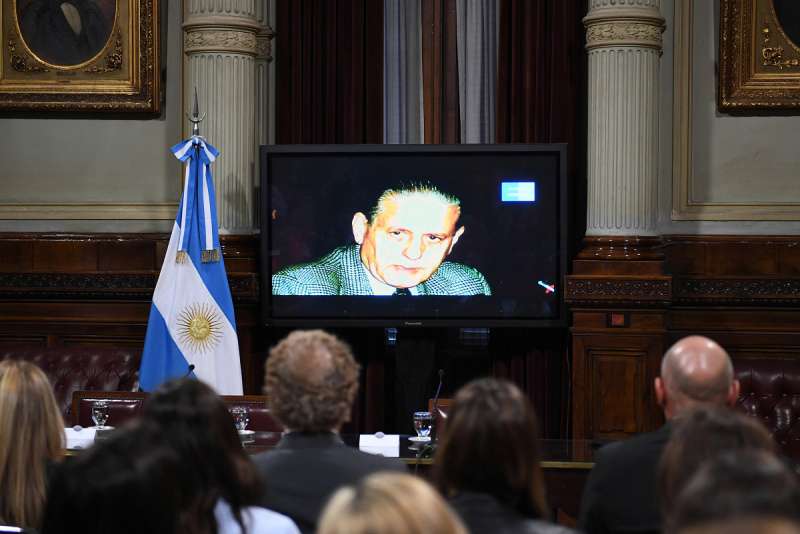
[584, 0, 665, 237]
[183, 0, 260, 234]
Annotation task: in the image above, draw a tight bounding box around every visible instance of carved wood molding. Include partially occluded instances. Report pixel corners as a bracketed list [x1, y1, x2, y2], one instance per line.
[565, 276, 673, 305]
[0, 272, 258, 302]
[674, 277, 800, 304]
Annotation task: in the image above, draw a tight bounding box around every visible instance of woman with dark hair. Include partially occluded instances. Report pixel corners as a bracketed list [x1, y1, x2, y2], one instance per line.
[141, 379, 299, 534]
[42, 422, 186, 534]
[434, 378, 572, 534]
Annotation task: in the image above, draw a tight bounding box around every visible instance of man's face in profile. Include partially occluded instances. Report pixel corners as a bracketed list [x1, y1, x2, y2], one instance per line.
[353, 194, 465, 288]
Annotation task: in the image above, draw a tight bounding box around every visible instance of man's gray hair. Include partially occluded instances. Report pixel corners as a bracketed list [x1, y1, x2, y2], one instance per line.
[369, 182, 461, 224]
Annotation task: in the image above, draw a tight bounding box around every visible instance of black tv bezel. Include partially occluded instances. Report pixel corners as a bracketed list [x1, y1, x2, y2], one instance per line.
[260, 143, 568, 328]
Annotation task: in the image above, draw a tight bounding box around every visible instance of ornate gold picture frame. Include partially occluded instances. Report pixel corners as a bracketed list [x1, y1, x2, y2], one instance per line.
[0, 0, 159, 112]
[720, 0, 800, 109]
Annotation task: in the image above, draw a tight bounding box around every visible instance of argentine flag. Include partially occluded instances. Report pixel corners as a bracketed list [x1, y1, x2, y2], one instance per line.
[139, 136, 243, 394]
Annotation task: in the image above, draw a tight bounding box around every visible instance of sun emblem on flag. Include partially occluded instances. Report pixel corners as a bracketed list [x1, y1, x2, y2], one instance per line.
[177, 303, 222, 353]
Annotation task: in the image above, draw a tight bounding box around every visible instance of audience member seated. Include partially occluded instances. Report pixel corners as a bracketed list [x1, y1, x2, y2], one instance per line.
[318, 472, 467, 534]
[666, 450, 800, 534]
[42, 423, 186, 534]
[140, 379, 299, 534]
[254, 330, 405, 534]
[434, 378, 573, 534]
[0, 360, 64, 531]
[658, 405, 775, 516]
[579, 336, 740, 534]
[676, 518, 800, 534]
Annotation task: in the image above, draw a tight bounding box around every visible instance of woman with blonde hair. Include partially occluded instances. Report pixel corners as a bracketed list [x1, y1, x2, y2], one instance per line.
[318, 472, 466, 534]
[0, 359, 64, 529]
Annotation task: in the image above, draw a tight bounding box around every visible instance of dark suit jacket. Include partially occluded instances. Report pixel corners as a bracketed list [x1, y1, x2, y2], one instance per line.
[272, 244, 491, 295]
[253, 432, 406, 534]
[450, 491, 576, 534]
[578, 424, 672, 534]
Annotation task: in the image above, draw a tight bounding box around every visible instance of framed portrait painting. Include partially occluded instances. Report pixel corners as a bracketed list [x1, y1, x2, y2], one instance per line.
[0, 0, 159, 112]
[720, 0, 800, 109]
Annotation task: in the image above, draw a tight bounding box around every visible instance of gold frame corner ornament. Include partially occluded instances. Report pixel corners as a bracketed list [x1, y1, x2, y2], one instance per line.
[719, 0, 800, 110]
[672, 0, 800, 221]
[0, 0, 159, 112]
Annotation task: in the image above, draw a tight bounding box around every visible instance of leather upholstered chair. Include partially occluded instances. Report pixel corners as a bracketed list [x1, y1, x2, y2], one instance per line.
[734, 357, 800, 458]
[0, 346, 140, 421]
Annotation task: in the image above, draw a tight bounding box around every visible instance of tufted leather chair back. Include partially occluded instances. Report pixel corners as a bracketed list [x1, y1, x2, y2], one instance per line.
[0, 346, 141, 421]
[734, 357, 800, 458]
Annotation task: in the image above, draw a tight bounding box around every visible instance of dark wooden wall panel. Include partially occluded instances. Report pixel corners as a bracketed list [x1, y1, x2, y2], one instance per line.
[569, 235, 800, 442]
[0, 233, 264, 394]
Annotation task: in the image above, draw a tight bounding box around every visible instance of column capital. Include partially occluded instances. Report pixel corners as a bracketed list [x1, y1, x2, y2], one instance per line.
[584, 1, 665, 51]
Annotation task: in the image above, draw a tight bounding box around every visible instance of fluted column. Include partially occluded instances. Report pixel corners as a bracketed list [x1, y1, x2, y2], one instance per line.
[584, 0, 665, 236]
[184, 0, 260, 234]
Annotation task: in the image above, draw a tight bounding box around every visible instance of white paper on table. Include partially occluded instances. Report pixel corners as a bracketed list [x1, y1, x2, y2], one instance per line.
[359, 433, 400, 457]
[64, 427, 97, 450]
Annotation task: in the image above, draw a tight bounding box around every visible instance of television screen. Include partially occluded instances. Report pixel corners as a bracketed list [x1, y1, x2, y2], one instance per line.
[261, 144, 567, 326]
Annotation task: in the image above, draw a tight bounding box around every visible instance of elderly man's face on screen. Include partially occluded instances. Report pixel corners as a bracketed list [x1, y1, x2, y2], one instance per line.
[352, 193, 465, 288]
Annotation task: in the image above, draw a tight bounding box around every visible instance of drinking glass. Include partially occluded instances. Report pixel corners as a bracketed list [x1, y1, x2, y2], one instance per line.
[230, 406, 250, 432]
[91, 400, 110, 429]
[413, 411, 433, 441]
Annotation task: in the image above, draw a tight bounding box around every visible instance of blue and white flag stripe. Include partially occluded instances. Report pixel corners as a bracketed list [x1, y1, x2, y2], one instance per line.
[139, 137, 242, 395]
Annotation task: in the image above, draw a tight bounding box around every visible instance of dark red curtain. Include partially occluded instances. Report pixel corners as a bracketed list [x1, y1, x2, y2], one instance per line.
[421, 0, 460, 144]
[276, 0, 384, 144]
[496, 0, 585, 147]
[494, 0, 587, 438]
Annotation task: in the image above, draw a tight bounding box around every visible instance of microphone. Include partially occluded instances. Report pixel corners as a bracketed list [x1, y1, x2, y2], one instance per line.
[413, 368, 446, 474]
[430, 369, 444, 444]
[183, 364, 196, 378]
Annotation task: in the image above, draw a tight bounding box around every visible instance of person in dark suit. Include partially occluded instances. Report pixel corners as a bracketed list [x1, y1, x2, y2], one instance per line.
[18, 0, 111, 66]
[272, 183, 491, 296]
[578, 336, 741, 534]
[253, 330, 405, 534]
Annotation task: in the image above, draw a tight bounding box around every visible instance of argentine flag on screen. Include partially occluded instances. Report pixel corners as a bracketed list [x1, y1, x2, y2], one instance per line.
[139, 136, 243, 394]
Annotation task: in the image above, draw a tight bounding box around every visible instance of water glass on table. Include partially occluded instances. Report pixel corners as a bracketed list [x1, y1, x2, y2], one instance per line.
[412, 411, 433, 442]
[91, 400, 110, 429]
[230, 406, 250, 432]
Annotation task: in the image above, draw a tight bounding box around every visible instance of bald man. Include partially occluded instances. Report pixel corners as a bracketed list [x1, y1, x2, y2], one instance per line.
[578, 336, 740, 534]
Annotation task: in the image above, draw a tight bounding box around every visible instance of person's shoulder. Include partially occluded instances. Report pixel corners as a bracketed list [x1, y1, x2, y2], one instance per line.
[241, 505, 301, 534]
[272, 246, 353, 295]
[426, 261, 491, 295]
[330, 445, 407, 473]
[593, 425, 671, 468]
[521, 520, 579, 534]
[215, 500, 300, 534]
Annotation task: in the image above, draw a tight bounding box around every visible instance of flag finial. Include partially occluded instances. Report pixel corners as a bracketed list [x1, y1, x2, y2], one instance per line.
[187, 87, 206, 137]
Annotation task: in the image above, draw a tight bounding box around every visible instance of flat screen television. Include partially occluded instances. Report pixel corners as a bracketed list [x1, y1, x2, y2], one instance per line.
[260, 144, 567, 327]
